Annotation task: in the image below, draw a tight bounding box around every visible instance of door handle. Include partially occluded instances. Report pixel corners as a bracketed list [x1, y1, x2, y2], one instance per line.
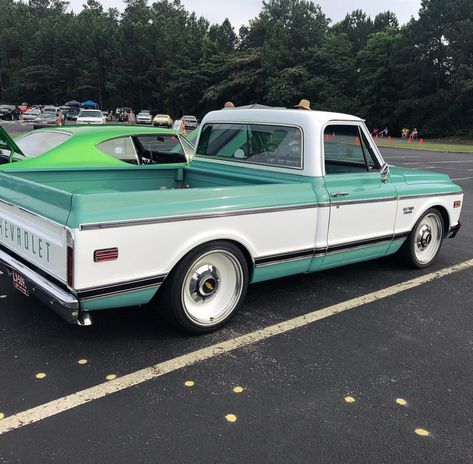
[331, 192, 349, 198]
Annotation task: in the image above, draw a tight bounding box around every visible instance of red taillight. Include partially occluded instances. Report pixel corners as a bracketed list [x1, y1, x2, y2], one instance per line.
[94, 248, 119, 263]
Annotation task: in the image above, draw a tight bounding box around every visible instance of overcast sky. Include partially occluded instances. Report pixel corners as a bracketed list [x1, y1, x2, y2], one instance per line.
[68, 0, 422, 26]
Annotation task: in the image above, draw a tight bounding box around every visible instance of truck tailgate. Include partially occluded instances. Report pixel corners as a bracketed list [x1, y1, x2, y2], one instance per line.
[0, 172, 73, 282]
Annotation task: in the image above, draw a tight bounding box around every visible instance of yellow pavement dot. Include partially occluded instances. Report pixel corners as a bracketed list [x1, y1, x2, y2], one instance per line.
[105, 374, 117, 381]
[225, 414, 237, 423]
[35, 373, 46, 379]
[184, 381, 195, 387]
[396, 398, 408, 406]
[344, 396, 356, 403]
[0, 413, 4, 421]
[415, 428, 430, 437]
[78, 359, 88, 365]
[233, 386, 244, 393]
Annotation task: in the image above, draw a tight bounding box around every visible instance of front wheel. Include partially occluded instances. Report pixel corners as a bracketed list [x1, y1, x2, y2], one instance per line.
[399, 208, 444, 269]
[159, 242, 249, 334]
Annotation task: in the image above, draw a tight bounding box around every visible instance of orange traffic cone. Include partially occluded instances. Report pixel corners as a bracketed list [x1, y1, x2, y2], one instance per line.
[407, 137, 412, 144]
[354, 136, 360, 145]
[388, 136, 392, 142]
[324, 134, 330, 142]
[419, 139, 424, 145]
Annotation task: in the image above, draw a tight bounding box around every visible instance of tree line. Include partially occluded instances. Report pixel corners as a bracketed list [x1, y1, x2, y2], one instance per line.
[0, 0, 472, 137]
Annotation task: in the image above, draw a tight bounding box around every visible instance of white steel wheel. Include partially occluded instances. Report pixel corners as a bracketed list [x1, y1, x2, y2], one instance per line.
[414, 213, 442, 265]
[160, 242, 249, 334]
[181, 250, 244, 327]
[400, 208, 444, 269]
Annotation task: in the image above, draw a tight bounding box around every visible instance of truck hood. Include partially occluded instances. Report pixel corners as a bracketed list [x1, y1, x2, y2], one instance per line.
[389, 165, 452, 185]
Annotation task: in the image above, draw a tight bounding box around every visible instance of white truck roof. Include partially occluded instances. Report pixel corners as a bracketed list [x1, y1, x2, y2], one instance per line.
[202, 108, 363, 126]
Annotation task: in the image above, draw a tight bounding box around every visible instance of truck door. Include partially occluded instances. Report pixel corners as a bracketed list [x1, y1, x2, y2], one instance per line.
[322, 123, 398, 268]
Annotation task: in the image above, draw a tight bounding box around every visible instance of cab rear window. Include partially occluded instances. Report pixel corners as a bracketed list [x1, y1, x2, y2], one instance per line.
[15, 131, 71, 157]
[196, 123, 303, 169]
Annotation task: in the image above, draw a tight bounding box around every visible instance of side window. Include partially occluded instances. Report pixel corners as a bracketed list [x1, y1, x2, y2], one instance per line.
[97, 137, 137, 164]
[324, 125, 369, 174]
[133, 135, 187, 164]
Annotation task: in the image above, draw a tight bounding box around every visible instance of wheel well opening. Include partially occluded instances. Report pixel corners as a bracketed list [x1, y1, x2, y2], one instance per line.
[432, 205, 450, 235]
[226, 240, 254, 280]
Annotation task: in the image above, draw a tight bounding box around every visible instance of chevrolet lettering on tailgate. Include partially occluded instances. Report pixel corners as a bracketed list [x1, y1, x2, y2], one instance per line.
[0, 218, 51, 262]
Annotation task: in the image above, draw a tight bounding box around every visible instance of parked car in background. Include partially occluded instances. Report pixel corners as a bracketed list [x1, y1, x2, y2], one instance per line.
[77, 109, 106, 125]
[21, 108, 41, 121]
[65, 107, 80, 121]
[0, 105, 14, 121]
[42, 106, 59, 115]
[153, 114, 173, 128]
[182, 115, 198, 130]
[32, 112, 58, 129]
[137, 110, 152, 125]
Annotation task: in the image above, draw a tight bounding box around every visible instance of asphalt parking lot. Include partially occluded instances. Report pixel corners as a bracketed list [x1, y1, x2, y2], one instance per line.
[0, 139, 472, 463]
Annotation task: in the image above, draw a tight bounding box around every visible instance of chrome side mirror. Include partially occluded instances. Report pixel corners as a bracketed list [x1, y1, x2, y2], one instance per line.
[380, 163, 390, 183]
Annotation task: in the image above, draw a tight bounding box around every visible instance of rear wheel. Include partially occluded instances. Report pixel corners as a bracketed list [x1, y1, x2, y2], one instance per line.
[160, 242, 249, 334]
[399, 208, 444, 269]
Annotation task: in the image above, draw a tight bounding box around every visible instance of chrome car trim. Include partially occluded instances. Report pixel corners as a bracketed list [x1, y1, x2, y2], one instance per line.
[79, 203, 319, 230]
[255, 232, 409, 267]
[77, 274, 166, 300]
[0, 249, 86, 325]
[399, 192, 462, 201]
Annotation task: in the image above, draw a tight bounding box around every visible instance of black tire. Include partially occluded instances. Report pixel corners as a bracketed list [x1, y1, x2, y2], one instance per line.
[158, 241, 249, 334]
[399, 208, 444, 269]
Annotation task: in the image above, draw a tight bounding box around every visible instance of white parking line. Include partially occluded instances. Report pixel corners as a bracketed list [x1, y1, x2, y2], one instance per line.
[1, 258, 473, 435]
[452, 177, 473, 181]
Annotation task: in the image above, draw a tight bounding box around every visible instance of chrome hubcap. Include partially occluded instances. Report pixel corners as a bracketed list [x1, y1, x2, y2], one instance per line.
[417, 225, 433, 250]
[414, 214, 442, 264]
[189, 265, 220, 303]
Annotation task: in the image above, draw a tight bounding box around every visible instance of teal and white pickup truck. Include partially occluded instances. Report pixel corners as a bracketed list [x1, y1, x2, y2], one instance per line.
[0, 109, 463, 333]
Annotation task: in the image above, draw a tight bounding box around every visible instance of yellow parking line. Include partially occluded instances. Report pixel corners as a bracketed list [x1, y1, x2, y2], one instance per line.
[1, 258, 472, 435]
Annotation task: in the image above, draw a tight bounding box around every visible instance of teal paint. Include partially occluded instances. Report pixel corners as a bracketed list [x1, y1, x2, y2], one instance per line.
[386, 238, 406, 255]
[320, 243, 390, 270]
[80, 287, 158, 311]
[251, 257, 313, 283]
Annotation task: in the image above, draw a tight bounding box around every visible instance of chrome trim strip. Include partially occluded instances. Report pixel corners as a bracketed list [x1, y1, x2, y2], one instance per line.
[78, 274, 166, 300]
[79, 282, 162, 301]
[80, 204, 319, 231]
[399, 192, 463, 201]
[254, 232, 410, 267]
[330, 196, 397, 206]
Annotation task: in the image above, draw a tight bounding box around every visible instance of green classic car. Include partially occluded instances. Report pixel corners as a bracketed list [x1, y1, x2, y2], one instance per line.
[0, 125, 195, 168]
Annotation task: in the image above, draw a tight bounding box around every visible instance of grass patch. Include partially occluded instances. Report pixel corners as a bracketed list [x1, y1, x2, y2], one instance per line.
[376, 138, 473, 153]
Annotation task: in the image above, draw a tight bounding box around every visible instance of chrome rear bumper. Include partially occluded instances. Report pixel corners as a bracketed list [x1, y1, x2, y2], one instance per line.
[0, 249, 92, 326]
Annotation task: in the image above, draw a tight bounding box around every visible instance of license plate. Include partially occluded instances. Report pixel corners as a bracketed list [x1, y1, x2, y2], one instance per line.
[12, 270, 29, 296]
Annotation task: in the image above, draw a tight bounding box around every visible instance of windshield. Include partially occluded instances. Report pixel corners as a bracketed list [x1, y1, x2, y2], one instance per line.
[79, 111, 102, 118]
[15, 131, 71, 157]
